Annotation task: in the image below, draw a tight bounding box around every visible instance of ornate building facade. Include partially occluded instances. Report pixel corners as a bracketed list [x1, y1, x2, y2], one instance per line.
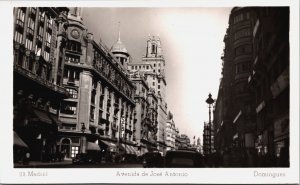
[57, 8, 136, 159]
[13, 7, 69, 162]
[127, 35, 168, 154]
[129, 70, 159, 155]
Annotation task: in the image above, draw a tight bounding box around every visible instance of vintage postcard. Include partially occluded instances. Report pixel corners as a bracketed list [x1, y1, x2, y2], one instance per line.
[0, 0, 299, 184]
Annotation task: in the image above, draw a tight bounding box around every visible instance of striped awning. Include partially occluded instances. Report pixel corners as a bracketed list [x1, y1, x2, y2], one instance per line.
[33, 109, 52, 124]
[120, 144, 133, 154]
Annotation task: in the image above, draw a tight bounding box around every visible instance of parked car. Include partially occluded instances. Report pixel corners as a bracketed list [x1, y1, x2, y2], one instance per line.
[142, 152, 163, 167]
[119, 154, 138, 163]
[164, 150, 203, 168]
[72, 153, 95, 164]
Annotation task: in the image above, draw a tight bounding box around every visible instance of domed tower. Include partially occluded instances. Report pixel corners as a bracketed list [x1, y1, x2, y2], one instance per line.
[111, 31, 130, 67]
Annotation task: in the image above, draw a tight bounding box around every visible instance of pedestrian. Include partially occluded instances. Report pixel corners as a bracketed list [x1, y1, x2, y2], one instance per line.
[223, 149, 230, 167]
[23, 152, 30, 165]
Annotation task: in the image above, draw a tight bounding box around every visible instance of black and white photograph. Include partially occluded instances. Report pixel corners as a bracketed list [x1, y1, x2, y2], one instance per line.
[0, 0, 299, 184]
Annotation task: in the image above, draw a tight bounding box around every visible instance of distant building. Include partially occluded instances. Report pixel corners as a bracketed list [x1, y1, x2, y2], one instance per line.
[179, 134, 191, 149]
[202, 122, 214, 155]
[127, 35, 168, 154]
[174, 128, 181, 150]
[196, 137, 202, 153]
[165, 111, 176, 151]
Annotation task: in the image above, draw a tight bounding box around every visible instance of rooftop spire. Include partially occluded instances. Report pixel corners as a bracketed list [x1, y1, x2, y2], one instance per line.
[118, 21, 121, 42]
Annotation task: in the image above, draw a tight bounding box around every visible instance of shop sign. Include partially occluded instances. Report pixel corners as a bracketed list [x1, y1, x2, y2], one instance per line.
[121, 116, 125, 138]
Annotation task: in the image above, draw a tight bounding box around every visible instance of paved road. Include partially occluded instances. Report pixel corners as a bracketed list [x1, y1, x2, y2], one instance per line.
[16, 162, 143, 168]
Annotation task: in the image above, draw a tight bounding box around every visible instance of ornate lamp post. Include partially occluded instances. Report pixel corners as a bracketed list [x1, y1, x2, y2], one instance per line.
[81, 122, 86, 153]
[206, 93, 214, 154]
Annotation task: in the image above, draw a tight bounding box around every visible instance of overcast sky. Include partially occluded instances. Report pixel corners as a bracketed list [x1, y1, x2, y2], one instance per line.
[81, 7, 232, 143]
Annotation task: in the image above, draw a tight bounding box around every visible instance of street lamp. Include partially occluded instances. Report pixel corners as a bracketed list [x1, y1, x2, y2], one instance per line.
[81, 122, 86, 153]
[206, 93, 214, 155]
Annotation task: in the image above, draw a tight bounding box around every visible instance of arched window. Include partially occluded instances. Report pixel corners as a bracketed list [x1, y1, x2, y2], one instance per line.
[151, 44, 156, 54]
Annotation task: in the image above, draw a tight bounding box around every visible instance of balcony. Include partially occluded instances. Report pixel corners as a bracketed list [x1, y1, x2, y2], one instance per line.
[27, 27, 34, 36]
[16, 19, 24, 28]
[45, 41, 51, 49]
[14, 64, 66, 95]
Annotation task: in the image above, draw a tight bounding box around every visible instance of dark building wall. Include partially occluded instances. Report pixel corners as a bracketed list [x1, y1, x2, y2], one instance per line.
[214, 7, 289, 167]
[249, 7, 289, 166]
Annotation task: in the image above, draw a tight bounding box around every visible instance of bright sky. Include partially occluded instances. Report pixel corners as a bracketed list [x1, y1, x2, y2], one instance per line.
[82, 7, 232, 143]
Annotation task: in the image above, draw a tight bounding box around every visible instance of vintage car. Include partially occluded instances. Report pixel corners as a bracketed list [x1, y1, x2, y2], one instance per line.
[72, 153, 95, 164]
[142, 152, 163, 168]
[164, 150, 203, 168]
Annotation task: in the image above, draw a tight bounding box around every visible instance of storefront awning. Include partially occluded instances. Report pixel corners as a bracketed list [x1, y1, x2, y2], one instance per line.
[49, 114, 62, 126]
[128, 145, 135, 154]
[33, 109, 52, 124]
[120, 144, 133, 154]
[100, 140, 116, 148]
[87, 142, 100, 151]
[130, 146, 138, 155]
[14, 131, 29, 149]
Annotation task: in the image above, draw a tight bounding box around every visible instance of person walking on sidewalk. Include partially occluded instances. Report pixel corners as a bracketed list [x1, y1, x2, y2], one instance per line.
[23, 152, 30, 165]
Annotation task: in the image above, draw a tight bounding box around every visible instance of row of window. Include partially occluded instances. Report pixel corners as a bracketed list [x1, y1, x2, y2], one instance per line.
[234, 28, 251, 40]
[63, 69, 80, 82]
[235, 62, 250, 74]
[131, 65, 151, 70]
[233, 12, 250, 24]
[235, 44, 252, 56]
[65, 55, 80, 64]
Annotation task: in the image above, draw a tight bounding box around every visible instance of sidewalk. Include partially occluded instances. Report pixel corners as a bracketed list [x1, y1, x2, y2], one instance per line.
[14, 158, 72, 168]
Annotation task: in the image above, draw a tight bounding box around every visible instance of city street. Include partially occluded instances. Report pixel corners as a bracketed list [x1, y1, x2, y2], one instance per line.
[15, 161, 143, 168]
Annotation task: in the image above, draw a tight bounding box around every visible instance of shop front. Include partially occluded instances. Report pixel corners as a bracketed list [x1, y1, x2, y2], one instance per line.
[273, 114, 289, 167]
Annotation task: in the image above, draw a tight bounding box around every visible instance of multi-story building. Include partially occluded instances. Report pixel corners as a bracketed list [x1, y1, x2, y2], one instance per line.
[127, 35, 168, 154]
[179, 134, 190, 149]
[143, 35, 168, 154]
[213, 7, 256, 154]
[129, 70, 159, 155]
[196, 137, 202, 153]
[174, 128, 181, 150]
[202, 122, 214, 156]
[165, 112, 176, 151]
[13, 7, 69, 162]
[248, 7, 289, 166]
[214, 7, 289, 167]
[57, 8, 136, 159]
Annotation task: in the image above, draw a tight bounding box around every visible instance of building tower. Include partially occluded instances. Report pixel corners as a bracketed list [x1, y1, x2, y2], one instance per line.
[143, 35, 166, 100]
[111, 30, 130, 67]
[142, 35, 168, 154]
